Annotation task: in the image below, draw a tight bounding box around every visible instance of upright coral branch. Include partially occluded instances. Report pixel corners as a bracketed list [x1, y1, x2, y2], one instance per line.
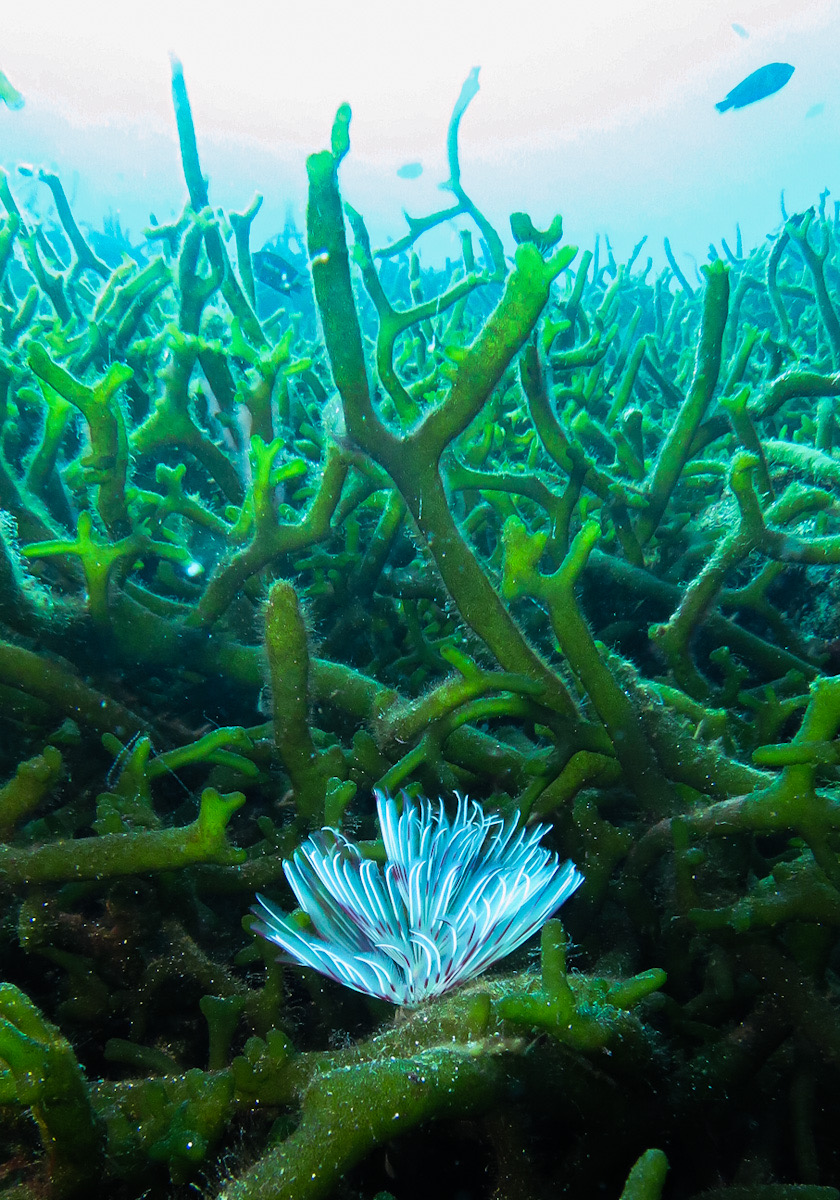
[637, 260, 729, 545]
[263, 579, 347, 826]
[307, 104, 579, 717]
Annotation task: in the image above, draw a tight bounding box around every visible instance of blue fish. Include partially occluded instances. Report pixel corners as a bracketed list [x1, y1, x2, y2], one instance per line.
[805, 102, 824, 119]
[396, 161, 423, 180]
[731, 23, 749, 39]
[252, 248, 302, 294]
[716, 62, 794, 111]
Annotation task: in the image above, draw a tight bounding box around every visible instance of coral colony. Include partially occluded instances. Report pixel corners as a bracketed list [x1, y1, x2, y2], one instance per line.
[1, 51, 840, 1200]
[253, 791, 583, 1005]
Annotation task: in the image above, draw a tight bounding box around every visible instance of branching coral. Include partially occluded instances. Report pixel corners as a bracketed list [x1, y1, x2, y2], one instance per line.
[0, 52, 839, 1200]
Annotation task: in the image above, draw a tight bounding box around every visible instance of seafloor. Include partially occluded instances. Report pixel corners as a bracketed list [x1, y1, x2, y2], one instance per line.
[0, 60, 839, 1200]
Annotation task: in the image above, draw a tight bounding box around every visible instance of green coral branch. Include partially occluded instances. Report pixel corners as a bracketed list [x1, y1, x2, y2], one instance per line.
[0, 787, 245, 885]
[764, 437, 840, 491]
[651, 453, 771, 696]
[445, 455, 569, 528]
[636, 261, 730, 545]
[27, 340, 133, 535]
[169, 59, 263, 343]
[395, 462, 579, 716]
[22, 510, 192, 625]
[232, 322, 302, 443]
[98, 728, 256, 832]
[619, 1149, 669, 1200]
[18, 227, 72, 322]
[372, 68, 503, 271]
[413, 240, 576, 460]
[131, 323, 245, 504]
[220, 949, 663, 1200]
[0, 636, 146, 736]
[188, 440, 348, 629]
[92, 1065, 236, 1184]
[631, 677, 840, 886]
[307, 133, 378, 449]
[441, 68, 507, 279]
[585, 548, 819, 685]
[25, 377, 75, 509]
[376, 693, 545, 795]
[223, 1040, 504, 1200]
[131, 461, 233, 539]
[307, 113, 579, 717]
[0, 982, 104, 1198]
[690, 852, 840, 934]
[374, 645, 543, 750]
[230, 192, 263, 308]
[786, 210, 840, 368]
[36, 168, 110, 279]
[721, 385, 773, 495]
[150, 727, 256, 778]
[264, 578, 348, 826]
[502, 517, 675, 811]
[308, 660, 531, 794]
[520, 339, 640, 534]
[345, 201, 482, 426]
[497, 918, 666, 1047]
[529, 750, 623, 818]
[766, 225, 792, 340]
[0, 744, 62, 834]
[103, 256, 173, 362]
[0, 208, 20, 279]
[749, 365, 840, 421]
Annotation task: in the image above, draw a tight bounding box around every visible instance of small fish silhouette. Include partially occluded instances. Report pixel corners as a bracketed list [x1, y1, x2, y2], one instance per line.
[805, 102, 824, 119]
[716, 62, 794, 112]
[731, 23, 749, 39]
[252, 248, 302, 294]
[396, 162, 423, 180]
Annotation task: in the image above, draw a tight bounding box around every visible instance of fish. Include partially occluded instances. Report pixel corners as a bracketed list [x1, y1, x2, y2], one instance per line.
[0, 69, 24, 111]
[716, 62, 794, 112]
[396, 161, 423, 180]
[805, 102, 824, 119]
[731, 23, 749, 39]
[252, 248, 302, 294]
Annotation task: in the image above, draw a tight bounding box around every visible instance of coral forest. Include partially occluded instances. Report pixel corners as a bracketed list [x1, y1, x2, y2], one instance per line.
[1, 59, 840, 1200]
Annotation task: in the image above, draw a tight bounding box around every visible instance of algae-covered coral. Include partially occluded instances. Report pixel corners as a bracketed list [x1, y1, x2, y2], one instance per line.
[1, 55, 840, 1200]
